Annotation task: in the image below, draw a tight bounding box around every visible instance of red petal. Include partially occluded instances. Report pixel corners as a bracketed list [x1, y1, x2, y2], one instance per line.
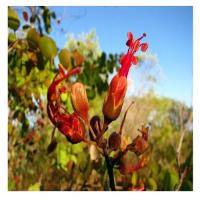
[133, 40, 140, 51]
[127, 32, 133, 41]
[141, 43, 148, 52]
[119, 54, 126, 64]
[131, 56, 138, 65]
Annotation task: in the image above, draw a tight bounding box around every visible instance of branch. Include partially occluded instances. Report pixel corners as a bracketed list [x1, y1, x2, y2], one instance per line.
[175, 168, 188, 191]
[105, 155, 115, 191]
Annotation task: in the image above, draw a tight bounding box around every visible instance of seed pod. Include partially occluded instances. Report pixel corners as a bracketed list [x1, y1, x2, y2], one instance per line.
[108, 132, 121, 151]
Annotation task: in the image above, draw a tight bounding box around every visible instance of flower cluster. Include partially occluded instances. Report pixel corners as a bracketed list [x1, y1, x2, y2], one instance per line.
[47, 65, 89, 144]
[47, 32, 149, 190]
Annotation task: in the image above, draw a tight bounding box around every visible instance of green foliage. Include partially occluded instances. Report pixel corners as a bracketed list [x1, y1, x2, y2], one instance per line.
[27, 28, 40, 48]
[41, 6, 56, 34]
[58, 49, 72, 69]
[39, 36, 57, 59]
[64, 31, 119, 99]
[28, 182, 41, 191]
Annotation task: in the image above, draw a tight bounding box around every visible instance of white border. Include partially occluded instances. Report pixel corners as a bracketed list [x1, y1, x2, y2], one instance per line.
[1, 0, 200, 199]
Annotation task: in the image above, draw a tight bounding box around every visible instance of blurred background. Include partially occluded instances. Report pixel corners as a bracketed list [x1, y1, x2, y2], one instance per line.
[8, 6, 193, 191]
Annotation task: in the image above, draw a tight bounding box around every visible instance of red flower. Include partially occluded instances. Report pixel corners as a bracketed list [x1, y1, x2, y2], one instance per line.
[103, 32, 148, 122]
[47, 64, 88, 144]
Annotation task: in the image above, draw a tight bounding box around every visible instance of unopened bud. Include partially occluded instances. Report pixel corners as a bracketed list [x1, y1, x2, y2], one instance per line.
[103, 74, 127, 123]
[71, 82, 89, 125]
[108, 132, 121, 151]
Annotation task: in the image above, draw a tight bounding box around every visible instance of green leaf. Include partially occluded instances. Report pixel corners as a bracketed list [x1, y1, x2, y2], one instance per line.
[163, 169, 179, 190]
[63, 93, 74, 114]
[39, 36, 57, 59]
[22, 25, 30, 30]
[147, 178, 158, 191]
[28, 182, 40, 191]
[71, 143, 83, 154]
[27, 28, 40, 48]
[51, 12, 56, 19]
[8, 7, 20, 31]
[8, 178, 15, 191]
[56, 143, 70, 171]
[131, 173, 138, 186]
[42, 8, 51, 33]
[87, 88, 96, 99]
[58, 49, 72, 69]
[8, 32, 16, 44]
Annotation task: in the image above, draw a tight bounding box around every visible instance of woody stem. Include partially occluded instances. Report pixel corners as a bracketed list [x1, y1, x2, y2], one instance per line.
[105, 155, 115, 191]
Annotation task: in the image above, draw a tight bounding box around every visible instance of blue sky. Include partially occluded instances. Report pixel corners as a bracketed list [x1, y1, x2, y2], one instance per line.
[17, 6, 193, 106]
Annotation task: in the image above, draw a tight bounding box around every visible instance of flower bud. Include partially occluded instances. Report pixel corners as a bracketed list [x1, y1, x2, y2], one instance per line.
[108, 132, 121, 151]
[103, 74, 127, 122]
[71, 82, 89, 125]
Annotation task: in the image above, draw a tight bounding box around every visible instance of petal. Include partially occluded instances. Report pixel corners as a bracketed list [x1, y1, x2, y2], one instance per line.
[119, 54, 127, 65]
[127, 32, 133, 41]
[133, 40, 140, 51]
[141, 43, 148, 52]
[131, 56, 138, 65]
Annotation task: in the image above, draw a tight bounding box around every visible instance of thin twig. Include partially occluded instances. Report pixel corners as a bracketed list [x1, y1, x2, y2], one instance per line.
[119, 101, 134, 135]
[176, 168, 188, 191]
[175, 104, 192, 190]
